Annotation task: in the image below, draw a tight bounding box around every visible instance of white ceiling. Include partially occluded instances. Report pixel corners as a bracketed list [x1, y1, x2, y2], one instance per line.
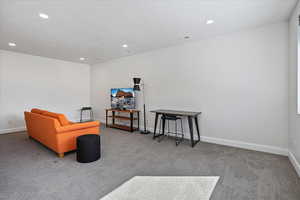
[0, 0, 297, 65]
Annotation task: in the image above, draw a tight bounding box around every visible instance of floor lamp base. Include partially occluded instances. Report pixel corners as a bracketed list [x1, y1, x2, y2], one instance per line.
[140, 130, 151, 134]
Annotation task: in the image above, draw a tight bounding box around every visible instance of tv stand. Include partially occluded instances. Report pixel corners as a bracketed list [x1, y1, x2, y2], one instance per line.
[105, 109, 140, 132]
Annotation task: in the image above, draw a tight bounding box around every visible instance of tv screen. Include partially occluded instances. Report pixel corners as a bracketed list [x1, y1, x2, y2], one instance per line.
[111, 88, 135, 109]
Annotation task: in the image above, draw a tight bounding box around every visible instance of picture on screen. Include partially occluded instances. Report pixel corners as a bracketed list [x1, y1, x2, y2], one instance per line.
[111, 88, 135, 109]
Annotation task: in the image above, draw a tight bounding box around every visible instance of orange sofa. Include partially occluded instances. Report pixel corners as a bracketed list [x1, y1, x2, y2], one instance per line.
[24, 108, 100, 157]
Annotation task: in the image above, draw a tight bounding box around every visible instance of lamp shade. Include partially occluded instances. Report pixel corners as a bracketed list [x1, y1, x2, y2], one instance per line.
[133, 78, 141, 85]
[133, 78, 141, 91]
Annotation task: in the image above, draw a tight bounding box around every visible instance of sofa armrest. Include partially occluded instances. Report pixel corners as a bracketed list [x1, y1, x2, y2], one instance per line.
[56, 121, 100, 133]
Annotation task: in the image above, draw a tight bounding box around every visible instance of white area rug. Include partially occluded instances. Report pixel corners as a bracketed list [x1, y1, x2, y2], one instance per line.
[100, 176, 220, 200]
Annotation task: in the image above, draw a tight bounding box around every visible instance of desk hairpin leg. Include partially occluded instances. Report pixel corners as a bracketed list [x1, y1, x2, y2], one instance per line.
[161, 114, 166, 138]
[188, 116, 200, 147]
[153, 113, 159, 139]
[194, 116, 200, 142]
[188, 116, 194, 147]
[153, 113, 164, 139]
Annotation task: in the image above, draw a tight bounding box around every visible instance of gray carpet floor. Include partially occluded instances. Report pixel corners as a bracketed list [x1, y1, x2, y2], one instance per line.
[1, 127, 300, 200]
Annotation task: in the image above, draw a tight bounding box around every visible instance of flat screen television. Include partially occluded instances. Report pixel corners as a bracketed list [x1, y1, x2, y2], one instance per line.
[111, 88, 135, 110]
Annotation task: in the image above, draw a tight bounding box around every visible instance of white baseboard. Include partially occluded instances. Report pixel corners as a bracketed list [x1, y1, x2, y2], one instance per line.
[200, 136, 288, 156]
[147, 124, 288, 156]
[288, 151, 300, 177]
[100, 118, 288, 156]
[0, 127, 26, 134]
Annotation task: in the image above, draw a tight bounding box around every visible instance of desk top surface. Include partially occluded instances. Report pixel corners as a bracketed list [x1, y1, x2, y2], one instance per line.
[150, 109, 201, 116]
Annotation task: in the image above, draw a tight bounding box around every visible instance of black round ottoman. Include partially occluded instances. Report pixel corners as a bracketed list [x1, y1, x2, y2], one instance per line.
[76, 134, 101, 163]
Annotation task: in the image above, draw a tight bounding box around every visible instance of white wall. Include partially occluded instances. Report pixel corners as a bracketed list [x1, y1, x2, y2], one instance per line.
[0, 50, 90, 133]
[91, 22, 289, 154]
[288, 1, 300, 175]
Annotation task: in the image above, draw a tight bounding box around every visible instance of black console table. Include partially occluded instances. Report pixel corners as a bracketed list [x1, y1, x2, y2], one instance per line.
[151, 109, 201, 147]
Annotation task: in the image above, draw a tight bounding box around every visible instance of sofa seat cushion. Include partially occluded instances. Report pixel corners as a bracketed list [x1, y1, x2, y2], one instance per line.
[43, 111, 70, 126]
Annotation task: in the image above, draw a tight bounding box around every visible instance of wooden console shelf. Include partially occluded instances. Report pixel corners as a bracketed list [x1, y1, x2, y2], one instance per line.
[108, 116, 138, 120]
[106, 124, 139, 132]
[105, 109, 140, 132]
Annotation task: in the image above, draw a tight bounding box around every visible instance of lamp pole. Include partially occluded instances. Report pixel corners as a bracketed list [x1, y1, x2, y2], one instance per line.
[133, 78, 150, 134]
[140, 82, 150, 134]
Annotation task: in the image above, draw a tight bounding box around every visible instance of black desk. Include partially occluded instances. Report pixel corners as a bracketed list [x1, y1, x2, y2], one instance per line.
[151, 109, 202, 147]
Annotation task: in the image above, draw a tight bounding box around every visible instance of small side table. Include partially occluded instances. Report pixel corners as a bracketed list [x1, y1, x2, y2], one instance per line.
[77, 134, 101, 163]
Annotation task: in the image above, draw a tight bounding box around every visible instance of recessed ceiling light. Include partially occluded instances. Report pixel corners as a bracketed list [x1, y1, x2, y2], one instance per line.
[80, 57, 85, 61]
[122, 44, 128, 48]
[8, 42, 16, 47]
[206, 20, 214, 25]
[39, 13, 49, 19]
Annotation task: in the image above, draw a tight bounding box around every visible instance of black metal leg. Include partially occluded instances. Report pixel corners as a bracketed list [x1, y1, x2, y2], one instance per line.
[181, 119, 184, 139]
[194, 116, 200, 141]
[105, 110, 108, 127]
[162, 115, 166, 136]
[130, 112, 133, 132]
[137, 112, 140, 130]
[153, 114, 165, 139]
[153, 113, 159, 139]
[167, 120, 170, 136]
[175, 120, 178, 145]
[188, 116, 195, 147]
[112, 111, 115, 125]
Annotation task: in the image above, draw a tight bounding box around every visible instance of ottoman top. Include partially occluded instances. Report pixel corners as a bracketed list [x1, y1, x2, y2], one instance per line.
[77, 134, 99, 141]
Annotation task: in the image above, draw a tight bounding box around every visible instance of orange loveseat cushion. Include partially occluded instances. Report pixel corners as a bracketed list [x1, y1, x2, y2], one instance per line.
[31, 109, 70, 126]
[43, 111, 70, 126]
[31, 108, 47, 115]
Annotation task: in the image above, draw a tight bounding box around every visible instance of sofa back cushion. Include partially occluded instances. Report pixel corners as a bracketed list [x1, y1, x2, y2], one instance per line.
[57, 114, 70, 126]
[31, 108, 47, 115]
[43, 111, 70, 126]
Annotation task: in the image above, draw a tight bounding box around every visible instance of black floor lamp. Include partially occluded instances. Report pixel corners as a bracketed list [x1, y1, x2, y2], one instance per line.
[133, 78, 150, 134]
